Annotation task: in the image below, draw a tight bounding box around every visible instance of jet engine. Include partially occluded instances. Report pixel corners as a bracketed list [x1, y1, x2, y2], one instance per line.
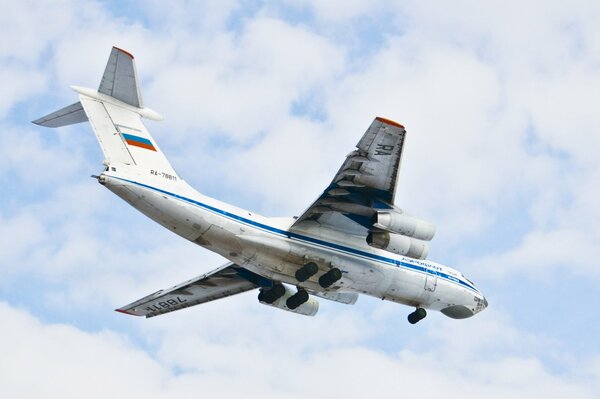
[367, 231, 429, 260]
[258, 285, 319, 316]
[372, 211, 435, 241]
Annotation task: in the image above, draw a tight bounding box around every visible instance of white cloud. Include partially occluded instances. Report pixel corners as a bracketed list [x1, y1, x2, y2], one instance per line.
[0, 302, 164, 399]
[2, 1, 600, 397]
[145, 16, 344, 141]
[469, 228, 600, 279]
[0, 68, 46, 118]
[0, 301, 597, 399]
[135, 0, 241, 35]
[0, 0, 77, 63]
[287, 0, 382, 23]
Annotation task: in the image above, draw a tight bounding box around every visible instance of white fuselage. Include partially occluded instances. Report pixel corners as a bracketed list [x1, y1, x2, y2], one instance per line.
[100, 165, 487, 319]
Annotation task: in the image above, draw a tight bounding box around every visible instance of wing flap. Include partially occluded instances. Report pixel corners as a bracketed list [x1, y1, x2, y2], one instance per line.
[117, 263, 269, 318]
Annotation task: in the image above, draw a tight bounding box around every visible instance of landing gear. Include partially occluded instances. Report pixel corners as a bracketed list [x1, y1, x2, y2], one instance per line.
[407, 308, 427, 324]
[286, 288, 309, 309]
[258, 284, 285, 304]
[318, 268, 342, 288]
[295, 262, 319, 282]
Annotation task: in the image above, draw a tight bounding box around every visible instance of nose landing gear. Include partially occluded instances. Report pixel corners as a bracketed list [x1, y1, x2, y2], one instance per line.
[408, 307, 427, 324]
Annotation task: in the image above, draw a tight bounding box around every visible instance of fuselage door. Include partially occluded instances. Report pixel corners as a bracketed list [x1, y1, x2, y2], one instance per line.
[424, 267, 437, 292]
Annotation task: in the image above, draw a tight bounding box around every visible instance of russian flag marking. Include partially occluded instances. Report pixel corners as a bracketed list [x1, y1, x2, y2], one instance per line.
[122, 133, 157, 151]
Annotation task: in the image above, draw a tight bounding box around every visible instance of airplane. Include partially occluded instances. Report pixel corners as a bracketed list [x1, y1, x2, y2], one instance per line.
[33, 46, 488, 324]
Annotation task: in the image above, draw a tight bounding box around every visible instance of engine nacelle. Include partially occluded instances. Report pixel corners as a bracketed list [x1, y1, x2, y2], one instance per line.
[259, 286, 319, 316]
[367, 231, 429, 260]
[309, 290, 358, 305]
[372, 211, 435, 241]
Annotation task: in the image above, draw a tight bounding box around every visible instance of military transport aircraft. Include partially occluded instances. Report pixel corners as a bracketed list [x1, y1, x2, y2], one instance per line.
[34, 47, 487, 324]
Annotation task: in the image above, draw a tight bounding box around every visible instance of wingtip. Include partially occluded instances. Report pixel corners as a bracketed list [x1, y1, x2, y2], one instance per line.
[113, 46, 135, 59]
[376, 116, 405, 129]
[31, 118, 54, 127]
[115, 308, 138, 316]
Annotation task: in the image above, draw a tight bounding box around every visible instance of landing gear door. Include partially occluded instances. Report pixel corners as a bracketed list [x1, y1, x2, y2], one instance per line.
[424, 267, 437, 292]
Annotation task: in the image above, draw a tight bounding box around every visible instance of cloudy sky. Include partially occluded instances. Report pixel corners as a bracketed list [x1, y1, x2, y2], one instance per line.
[1, 0, 599, 397]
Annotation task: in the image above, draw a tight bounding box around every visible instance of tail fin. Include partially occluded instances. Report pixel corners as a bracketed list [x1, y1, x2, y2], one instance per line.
[33, 47, 177, 177]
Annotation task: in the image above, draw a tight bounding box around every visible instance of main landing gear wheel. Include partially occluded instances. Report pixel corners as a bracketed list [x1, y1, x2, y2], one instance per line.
[407, 308, 427, 324]
[258, 284, 285, 304]
[318, 268, 342, 288]
[286, 288, 309, 310]
[295, 262, 319, 282]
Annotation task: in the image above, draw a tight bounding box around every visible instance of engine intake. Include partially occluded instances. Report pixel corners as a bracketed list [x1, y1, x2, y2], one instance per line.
[372, 211, 435, 241]
[367, 231, 429, 260]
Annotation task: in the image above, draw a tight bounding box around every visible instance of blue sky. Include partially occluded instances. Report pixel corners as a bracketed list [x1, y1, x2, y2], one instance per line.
[1, 1, 599, 397]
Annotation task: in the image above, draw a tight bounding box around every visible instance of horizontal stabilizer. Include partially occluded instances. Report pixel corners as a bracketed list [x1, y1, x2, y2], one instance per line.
[32, 101, 88, 128]
[98, 46, 143, 107]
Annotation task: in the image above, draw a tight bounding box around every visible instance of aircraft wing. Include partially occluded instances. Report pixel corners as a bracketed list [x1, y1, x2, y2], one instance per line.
[116, 263, 272, 318]
[291, 117, 407, 235]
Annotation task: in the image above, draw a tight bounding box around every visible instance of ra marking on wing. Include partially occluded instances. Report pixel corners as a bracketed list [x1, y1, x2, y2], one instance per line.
[375, 144, 394, 155]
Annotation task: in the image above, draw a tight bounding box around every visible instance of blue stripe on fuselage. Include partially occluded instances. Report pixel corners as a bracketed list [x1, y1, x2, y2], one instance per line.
[109, 176, 479, 294]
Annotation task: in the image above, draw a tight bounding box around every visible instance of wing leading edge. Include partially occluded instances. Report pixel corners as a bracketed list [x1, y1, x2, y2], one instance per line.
[292, 117, 407, 234]
[117, 263, 272, 318]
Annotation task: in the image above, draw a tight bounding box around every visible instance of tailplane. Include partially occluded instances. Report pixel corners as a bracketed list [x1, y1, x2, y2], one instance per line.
[32, 101, 88, 128]
[33, 47, 176, 177]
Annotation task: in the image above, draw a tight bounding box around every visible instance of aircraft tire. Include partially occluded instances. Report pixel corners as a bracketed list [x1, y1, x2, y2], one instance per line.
[408, 308, 427, 324]
[261, 284, 286, 304]
[286, 289, 309, 310]
[318, 268, 342, 288]
[295, 262, 319, 282]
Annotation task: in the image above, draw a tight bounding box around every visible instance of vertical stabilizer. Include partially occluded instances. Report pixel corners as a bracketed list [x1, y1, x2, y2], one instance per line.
[33, 47, 178, 179]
